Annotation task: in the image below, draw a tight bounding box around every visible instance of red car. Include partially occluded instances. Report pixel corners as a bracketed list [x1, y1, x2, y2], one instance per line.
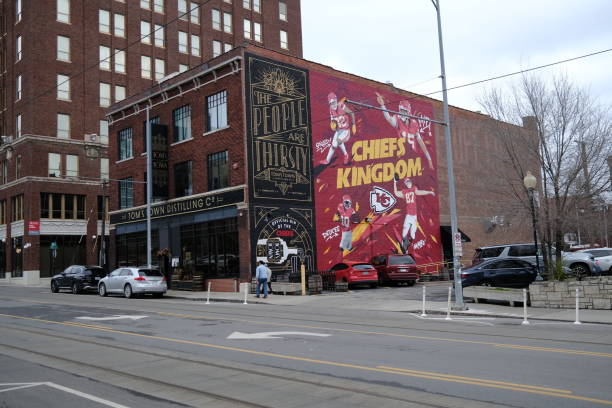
[329, 262, 378, 288]
[370, 254, 419, 286]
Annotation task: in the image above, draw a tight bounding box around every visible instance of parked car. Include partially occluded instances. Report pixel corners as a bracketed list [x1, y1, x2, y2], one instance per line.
[50, 265, 105, 294]
[472, 243, 600, 277]
[461, 258, 538, 288]
[370, 254, 419, 286]
[577, 248, 612, 275]
[329, 262, 378, 288]
[98, 267, 167, 298]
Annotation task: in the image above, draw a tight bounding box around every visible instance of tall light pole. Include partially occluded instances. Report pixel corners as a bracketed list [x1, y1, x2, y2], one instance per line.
[431, 0, 464, 308]
[523, 171, 543, 281]
[146, 107, 152, 268]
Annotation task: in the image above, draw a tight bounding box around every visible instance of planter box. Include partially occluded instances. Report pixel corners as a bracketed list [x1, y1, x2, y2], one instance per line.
[272, 282, 302, 295]
[463, 286, 527, 307]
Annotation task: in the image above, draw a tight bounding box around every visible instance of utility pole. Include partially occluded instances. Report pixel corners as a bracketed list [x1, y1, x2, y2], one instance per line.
[99, 179, 108, 271]
[146, 107, 152, 268]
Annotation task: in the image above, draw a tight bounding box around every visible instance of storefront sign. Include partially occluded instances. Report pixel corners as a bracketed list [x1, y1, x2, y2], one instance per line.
[110, 188, 244, 225]
[245, 54, 313, 203]
[28, 221, 40, 235]
[151, 124, 169, 200]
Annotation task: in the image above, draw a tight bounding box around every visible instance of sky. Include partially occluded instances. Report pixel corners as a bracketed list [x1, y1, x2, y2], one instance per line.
[301, 0, 612, 114]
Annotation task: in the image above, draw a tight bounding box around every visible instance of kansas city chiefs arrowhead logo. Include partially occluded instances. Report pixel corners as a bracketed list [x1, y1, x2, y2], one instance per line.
[370, 186, 396, 213]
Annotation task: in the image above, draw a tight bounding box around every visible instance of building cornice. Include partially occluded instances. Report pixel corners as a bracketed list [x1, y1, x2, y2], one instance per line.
[0, 134, 108, 153]
[0, 176, 102, 193]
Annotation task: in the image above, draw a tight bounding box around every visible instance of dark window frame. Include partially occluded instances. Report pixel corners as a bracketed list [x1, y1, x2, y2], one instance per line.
[118, 127, 133, 160]
[172, 105, 191, 143]
[206, 90, 227, 132]
[174, 160, 193, 198]
[119, 177, 134, 209]
[207, 151, 229, 190]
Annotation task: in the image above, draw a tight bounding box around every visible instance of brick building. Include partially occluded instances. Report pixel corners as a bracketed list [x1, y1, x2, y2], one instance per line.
[107, 45, 537, 291]
[0, 0, 303, 284]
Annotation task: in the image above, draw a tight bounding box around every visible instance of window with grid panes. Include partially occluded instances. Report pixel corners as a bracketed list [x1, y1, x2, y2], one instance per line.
[66, 155, 78, 177]
[99, 10, 110, 33]
[16, 75, 22, 100]
[0, 200, 6, 224]
[243, 19, 251, 39]
[99, 46, 111, 70]
[154, 0, 164, 13]
[115, 85, 126, 102]
[57, 0, 70, 23]
[141, 55, 152, 78]
[115, 49, 126, 73]
[57, 75, 70, 100]
[178, 0, 188, 20]
[191, 34, 200, 56]
[212, 9, 221, 30]
[206, 91, 227, 131]
[207, 151, 228, 190]
[172, 105, 191, 142]
[174, 161, 192, 197]
[253, 0, 260, 12]
[279, 2, 287, 21]
[57, 114, 70, 138]
[143, 116, 160, 149]
[140, 0, 150, 9]
[100, 82, 111, 106]
[16, 36, 22, 61]
[141, 21, 151, 44]
[114, 13, 125, 37]
[155, 58, 165, 80]
[223, 12, 232, 33]
[16, 115, 22, 137]
[280, 30, 288, 49]
[57, 36, 70, 61]
[40, 193, 86, 219]
[254, 22, 261, 42]
[190, 2, 199, 23]
[118, 128, 133, 160]
[154, 24, 164, 47]
[178, 31, 188, 53]
[11, 195, 23, 221]
[48, 153, 61, 177]
[119, 178, 134, 209]
[224, 42, 232, 52]
[100, 120, 109, 144]
[212, 40, 221, 57]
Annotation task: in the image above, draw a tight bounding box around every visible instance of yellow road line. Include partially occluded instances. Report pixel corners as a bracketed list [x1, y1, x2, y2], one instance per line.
[1, 312, 611, 406]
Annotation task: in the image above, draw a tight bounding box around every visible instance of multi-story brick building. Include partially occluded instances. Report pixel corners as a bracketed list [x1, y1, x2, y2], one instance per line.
[107, 44, 537, 292]
[0, 0, 303, 284]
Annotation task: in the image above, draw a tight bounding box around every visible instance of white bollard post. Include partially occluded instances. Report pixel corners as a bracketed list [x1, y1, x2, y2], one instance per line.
[420, 285, 427, 317]
[445, 286, 452, 320]
[206, 281, 211, 305]
[574, 288, 581, 325]
[521, 288, 530, 325]
[242, 282, 248, 305]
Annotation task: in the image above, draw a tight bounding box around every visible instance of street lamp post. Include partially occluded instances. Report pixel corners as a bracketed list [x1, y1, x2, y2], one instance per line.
[523, 171, 543, 281]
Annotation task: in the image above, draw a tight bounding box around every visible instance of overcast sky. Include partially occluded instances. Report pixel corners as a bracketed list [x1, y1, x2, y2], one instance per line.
[301, 0, 612, 113]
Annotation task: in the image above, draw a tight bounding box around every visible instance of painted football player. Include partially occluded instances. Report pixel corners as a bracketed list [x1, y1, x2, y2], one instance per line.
[393, 176, 435, 253]
[376, 93, 434, 170]
[320, 92, 357, 166]
[336, 194, 360, 253]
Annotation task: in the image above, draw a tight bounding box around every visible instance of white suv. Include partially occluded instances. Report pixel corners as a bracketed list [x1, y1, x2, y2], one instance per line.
[98, 267, 167, 298]
[577, 248, 612, 275]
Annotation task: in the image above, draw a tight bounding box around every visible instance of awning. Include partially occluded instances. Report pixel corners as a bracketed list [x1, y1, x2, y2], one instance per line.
[440, 226, 471, 243]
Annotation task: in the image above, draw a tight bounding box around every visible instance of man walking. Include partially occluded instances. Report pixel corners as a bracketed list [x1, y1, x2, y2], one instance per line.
[255, 261, 269, 298]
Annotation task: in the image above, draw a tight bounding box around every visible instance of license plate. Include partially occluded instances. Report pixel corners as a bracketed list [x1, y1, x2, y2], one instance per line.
[399, 268, 407, 272]
[362, 271, 369, 275]
[94, 277, 100, 281]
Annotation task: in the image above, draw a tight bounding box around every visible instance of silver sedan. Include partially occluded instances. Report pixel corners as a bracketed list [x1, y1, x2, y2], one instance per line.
[98, 267, 167, 298]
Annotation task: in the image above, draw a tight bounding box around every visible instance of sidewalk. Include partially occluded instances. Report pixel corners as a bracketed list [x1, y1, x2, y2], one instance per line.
[166, 289, 612, 325]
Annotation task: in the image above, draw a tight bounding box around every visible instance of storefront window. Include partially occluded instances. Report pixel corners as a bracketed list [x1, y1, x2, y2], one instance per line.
[39, 235, 86, 278]
[12, 237, 23, 277]
[116, 230, 159, 268]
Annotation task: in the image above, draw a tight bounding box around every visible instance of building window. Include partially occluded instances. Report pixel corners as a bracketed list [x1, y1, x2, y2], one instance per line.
[206, 90, 227, 131]
[0, 162, 7, 184]
[174, 161, 192, 198]
[207, 151, 229, 190]
[115, 85, 126, 102]
[178, 31, 188, 54]
[16, 0, 22, 22]
[154, 0, 164, 13]
[142, 116, 160, 149]
[253, 0, 260, 12]
[99, 120, 109, 144]
[141, 21, 151, 44]
[179, 64, 189, 73]
[155, 58, 165, 80]
[119, 178, 134, 209]
[114, 14, 125, 37]
[99, 82, 111, 107]
[141, 0, 150, 9]
[11, 195, 23, 221]
[118, 128, 133, 160]
[279, 1, 287, 21]
[154, 24, 164, 47]
[97, 196, 109, 220]
[178, 0, 188, 20]
[48, 153, 61, 177]
[172, 105, 191, 143]
[280, 30, 288, 49]
[141, 55, 152, 79]
[16, 36, 22, 61]
[243, 0, 250, 9]
[57, 0, 70, 23]
[212, 9, 221, 30]
[243, 19, 251, 39]
[57, 114, 70, 138]
[212, 40, 221, 57]
[57, 75, 70, 100]
[16, 75, 22, 100]
[253, 22, 262, 42]
[191, 34, 200, 56]
[15, 155, 21, 179]
[57, 36, 70, 61]
[223, 12, 232, 33]
[101, 158, 109, 180]
[224, 42, 233, 52]
[16, 114, 21, 137]
[99, 46, 111, 70]
[66, 154, 78, 177]
[114, 49, 126, 73]
[40, 193, 85, 219]
[190, 2, 199, 24]
[0, 201, 6, 224]
[99, 10, 110, 34]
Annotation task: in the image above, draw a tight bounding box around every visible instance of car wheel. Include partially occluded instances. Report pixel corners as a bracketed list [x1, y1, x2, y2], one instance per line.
[98, 283, 108, 297]
[406, 280, 416, 287]
[71, 282, 81, 295]
[124, 284, 133, 299]
[50, 280, 59, 293]
[483, 280, 493, 287]
[570, 263, 588, 280]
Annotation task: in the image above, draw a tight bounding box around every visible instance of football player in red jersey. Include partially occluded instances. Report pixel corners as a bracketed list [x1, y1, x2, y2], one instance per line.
[320, 92, 357, 165]
[336, 194, 359, 253]
[376, 93, 434, 170]
[393, 176, 435, 253]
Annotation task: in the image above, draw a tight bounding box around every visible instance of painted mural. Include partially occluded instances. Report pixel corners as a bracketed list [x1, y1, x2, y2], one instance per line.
[310, 71, 442, 270]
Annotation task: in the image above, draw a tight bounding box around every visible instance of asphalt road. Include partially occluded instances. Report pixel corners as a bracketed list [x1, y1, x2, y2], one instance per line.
[0, 285, 611, 408]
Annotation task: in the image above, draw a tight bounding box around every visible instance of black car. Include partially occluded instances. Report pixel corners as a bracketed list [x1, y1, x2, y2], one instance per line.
[460, 258, 538, 288]
[51, 265, 106, 294]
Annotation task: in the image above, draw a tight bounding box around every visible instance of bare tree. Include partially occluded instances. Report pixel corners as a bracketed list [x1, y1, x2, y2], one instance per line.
[479, 74, 612, 278]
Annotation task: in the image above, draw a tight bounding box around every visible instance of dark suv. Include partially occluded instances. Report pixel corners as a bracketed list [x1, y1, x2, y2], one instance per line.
[370, 254, 419, 286]
[51, 265, 106, 294]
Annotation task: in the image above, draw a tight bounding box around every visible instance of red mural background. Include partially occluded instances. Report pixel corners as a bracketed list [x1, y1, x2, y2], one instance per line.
[310, 71, 443, 270]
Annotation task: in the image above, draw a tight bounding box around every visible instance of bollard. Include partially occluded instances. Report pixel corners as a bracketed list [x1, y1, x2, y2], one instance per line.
[242, 282, 248, 305]
[445, 286, 452, 320]
[521, 288, 530, 325]
[420, 285, 427, 317]
[205, 281, 211, 305]
[574, 288, 581, 325]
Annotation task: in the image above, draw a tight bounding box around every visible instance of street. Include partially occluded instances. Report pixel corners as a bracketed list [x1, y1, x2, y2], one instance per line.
[1, 285, 611, 408]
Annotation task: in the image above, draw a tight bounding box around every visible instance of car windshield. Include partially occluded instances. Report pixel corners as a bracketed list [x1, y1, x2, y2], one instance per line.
[389, 255, 415, 265]
[138, 269, 163, 277]
[352, 264, 374, 270]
